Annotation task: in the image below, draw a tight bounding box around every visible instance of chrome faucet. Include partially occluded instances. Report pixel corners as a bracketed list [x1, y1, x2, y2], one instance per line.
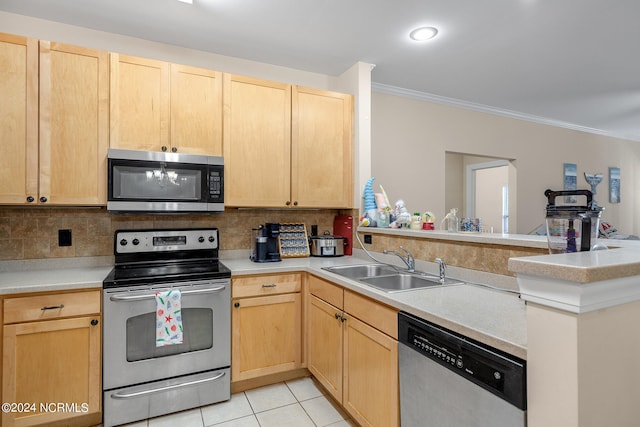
[383, 246, 415, 272]
[435, 258, 446, 284]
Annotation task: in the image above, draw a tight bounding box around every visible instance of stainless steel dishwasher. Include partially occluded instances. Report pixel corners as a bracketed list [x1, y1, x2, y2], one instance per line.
[398, 312, 526, 427]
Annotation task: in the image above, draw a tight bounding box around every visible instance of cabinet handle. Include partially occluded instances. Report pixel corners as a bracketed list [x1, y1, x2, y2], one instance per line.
[26, 196, 35, 203]
[234, 302, 240, 308]
[171, 147, 177, 153]
[161, 146, 168, 152]
[285, 201, 291, 206]
[91, 319, 99, 326]
[341, 316, 347, 322]
[335, 313, 340, 320]
[293, 201, 298, 206]
[39, 196, 48, 203]
[262, 284, 277, 288]
[41, 304, 64, 311]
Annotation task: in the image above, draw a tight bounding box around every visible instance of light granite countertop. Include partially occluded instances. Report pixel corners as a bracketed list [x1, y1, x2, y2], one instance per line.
[509, 246, 640, 283]
[0, 252, 527, 360]
[223, 252, 527, 360]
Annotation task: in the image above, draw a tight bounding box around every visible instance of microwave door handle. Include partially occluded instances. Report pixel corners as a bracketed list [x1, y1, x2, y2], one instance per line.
[110, 371, 226, 399]
[109, 285, 227, 302]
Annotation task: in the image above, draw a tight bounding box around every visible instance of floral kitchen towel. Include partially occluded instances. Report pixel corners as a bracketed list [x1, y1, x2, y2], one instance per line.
[156, 289, 183, 347]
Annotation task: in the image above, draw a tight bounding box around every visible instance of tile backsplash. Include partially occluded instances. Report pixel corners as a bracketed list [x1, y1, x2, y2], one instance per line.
[0, 207, 355, 260]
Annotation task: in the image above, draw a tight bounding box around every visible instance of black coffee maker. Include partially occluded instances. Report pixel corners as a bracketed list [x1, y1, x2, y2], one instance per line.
[250, 223, 281, 262]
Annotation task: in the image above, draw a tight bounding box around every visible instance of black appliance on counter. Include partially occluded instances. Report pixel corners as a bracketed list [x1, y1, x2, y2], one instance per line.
[250, 223, 281, 262]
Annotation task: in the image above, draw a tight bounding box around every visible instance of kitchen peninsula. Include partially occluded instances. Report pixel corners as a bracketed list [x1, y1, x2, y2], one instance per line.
[2, 229, 640, 427]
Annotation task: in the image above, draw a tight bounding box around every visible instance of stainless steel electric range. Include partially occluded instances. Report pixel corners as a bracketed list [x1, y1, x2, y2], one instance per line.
[102, 228, 231, 427]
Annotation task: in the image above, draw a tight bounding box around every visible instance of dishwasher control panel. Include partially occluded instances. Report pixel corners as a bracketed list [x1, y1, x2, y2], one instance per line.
[399, 312, 526, 410]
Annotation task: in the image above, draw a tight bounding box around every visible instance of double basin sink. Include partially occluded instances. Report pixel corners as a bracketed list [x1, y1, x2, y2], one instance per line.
[322, 263, 463, 293]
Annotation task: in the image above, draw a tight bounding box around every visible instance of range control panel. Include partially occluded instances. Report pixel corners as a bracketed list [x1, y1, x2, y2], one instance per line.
[115, 229, 218, 254]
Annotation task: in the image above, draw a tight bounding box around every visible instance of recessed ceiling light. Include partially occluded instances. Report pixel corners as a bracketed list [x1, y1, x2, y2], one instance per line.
[177, 0, 193, 4]
[409, 26, 438, 41]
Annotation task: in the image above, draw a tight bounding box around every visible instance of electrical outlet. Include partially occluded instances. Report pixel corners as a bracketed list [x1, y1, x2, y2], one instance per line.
[58, 229, 72, 247]
[364, 234, 372, 244]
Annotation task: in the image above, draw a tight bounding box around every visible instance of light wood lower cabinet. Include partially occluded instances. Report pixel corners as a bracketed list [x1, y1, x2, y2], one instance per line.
[231, 274, 302, 382]
[308, 275, 399, 427]
[2, 290, 101, 427]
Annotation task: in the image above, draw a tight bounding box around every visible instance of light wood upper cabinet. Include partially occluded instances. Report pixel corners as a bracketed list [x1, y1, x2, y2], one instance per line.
[292, 86, 353, 208]
[223, 74, 354, 208]
[171, 64, 222, 155]
[0, 35, 108, 206]
[0, 33, 38, 204]
[110, 54, 170, 152]
[39, 41, 108, 205]
[110, 54, 222, 155]
[223, 74, 292, 207]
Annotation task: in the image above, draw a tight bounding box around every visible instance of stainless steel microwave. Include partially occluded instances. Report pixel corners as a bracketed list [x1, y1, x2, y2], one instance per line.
[107, 149, 224, 213]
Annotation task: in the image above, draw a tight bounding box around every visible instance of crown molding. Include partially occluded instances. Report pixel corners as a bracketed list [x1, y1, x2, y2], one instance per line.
[371, 82, 640, 142]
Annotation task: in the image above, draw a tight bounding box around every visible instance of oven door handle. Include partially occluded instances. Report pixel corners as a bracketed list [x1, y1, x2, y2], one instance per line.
[110, 371, 226, 399]
[109, 285, 227, 302]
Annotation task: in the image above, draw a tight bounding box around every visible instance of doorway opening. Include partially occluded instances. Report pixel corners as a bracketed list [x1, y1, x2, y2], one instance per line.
[466, 160, 511, 233]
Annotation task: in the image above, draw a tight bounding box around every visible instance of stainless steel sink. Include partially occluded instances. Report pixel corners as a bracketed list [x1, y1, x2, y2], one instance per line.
[360, 273, 462, 293]
[323, 263, 464, 293]
[322, 263, 399, 279]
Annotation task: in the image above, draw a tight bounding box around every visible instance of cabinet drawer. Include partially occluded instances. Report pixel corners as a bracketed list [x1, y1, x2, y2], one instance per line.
[232, 273, 301, 298]
[344, 290, 398, 339]
[309, 275, 343, 309]
[3, 290, 101, 324]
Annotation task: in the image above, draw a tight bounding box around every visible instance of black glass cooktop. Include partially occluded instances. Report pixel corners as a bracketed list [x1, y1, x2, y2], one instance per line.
[103, 260, 231, 288]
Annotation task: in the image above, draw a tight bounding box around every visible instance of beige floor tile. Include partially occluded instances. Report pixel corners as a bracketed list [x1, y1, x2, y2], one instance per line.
[201, 392, 253, 426]
[120, 421, 148, 427]
[244, 382, 296, 413]
[255, 403, 315, 427]
[148, 408, 204, 427]
[210, 415, 260, 427]
[286, 376, 324, 401]
[327, 420, 357, 427]
[300, 395, 345, 426]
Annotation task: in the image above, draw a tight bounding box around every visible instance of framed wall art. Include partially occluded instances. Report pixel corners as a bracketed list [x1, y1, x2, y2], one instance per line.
[609, 167, 620, 203]
[563, 163, 577, 203]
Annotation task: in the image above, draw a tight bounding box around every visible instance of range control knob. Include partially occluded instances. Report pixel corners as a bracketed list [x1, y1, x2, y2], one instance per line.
[132, 238, 140, 245]
[120, 239, 128, 246]
[208, 236, 215, 242]
[198, 236, 205, 243]
[456, 359, 464, 369]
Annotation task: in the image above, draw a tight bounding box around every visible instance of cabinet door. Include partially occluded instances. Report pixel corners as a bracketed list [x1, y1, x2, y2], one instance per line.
[39, 41, 108, 205]
[343, 315, 399, 427]
[170, 64, 222, 155]
[110, 53, 170, 152]
[307, 295, 343, 402]
[2, 316, 101, 427]
[292, 86, 353, 208]
[223, 74, 292, 207]
[232, 293, 301, 381]
[0, 33, 38, 204]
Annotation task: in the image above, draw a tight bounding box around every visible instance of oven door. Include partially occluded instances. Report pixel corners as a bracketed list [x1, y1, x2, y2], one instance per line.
[103, 279, 230, 391]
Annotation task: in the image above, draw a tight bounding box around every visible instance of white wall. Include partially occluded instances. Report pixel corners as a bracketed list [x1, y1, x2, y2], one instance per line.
[371, 91, 640, 235]
[0, 12, 333, 90]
